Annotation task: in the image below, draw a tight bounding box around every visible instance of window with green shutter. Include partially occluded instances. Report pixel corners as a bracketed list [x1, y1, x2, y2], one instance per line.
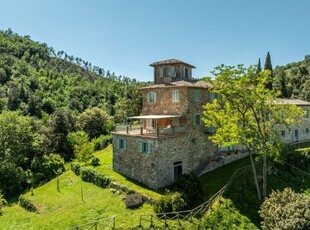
[147, 92, 157, 102]
[194, 90, 201, 102]
[138, 141, 152, 154]
[172, 90, 179, 102]
[192, 114, 201, 126]
[117, 138, 127, 150]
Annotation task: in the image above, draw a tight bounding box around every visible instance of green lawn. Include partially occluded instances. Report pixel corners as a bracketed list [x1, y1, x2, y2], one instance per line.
[0, 170, 155, 230]
[200, 157, 251, 200]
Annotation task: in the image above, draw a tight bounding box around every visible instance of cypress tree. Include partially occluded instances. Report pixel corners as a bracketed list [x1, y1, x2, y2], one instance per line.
[256, 58, 262, 74]
[264, 52, 273, 90]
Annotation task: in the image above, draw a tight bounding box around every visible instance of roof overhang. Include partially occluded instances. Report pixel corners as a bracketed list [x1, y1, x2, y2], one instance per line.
[127, 115, 181, 119]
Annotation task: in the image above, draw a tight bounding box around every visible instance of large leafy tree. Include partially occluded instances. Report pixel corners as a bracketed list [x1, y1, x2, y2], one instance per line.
[77, 107, 113, 139]
[203, 65, 304, 200]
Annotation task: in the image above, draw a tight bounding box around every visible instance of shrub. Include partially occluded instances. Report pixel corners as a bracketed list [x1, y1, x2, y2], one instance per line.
[80, 168, 110, 188]
[92, 135, 113, 151]
[19, 196, 37, 213]
[202, 197, 257, 229]
[0, 163, 27, 198]
[31, 154, 65, 185]
[71, 162, 82, 175]
[259, 187, 310, 230]
[91, 157, 100, 167]
[154, 191, 187, 213]
[124, 194, 143, 209]
[171, 173, 204, 207]
[0, 193, 7, 215]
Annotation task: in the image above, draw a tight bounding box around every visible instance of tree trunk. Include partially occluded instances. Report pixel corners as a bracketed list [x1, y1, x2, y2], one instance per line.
[249, 150, 261, 200]
[263, 154, 267, 199]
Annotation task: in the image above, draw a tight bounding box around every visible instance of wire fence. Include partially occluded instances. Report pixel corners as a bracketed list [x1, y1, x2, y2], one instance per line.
[67, 216, 116, 230]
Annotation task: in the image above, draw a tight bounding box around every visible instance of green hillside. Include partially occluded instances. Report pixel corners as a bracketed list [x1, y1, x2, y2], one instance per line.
[274, 57, 310, 100]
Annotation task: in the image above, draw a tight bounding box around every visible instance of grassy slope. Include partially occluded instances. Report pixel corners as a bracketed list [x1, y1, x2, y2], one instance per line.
[0, 170, 155, 230]
[200, 157, 251, 200]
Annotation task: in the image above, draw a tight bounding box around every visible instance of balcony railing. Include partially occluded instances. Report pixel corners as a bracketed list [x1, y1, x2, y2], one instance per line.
[113, 125, 187, 137]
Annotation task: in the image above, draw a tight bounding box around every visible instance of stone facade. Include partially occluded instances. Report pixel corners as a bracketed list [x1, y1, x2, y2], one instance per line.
[112, 132, 216, 189]
[277, 105, 310, 144]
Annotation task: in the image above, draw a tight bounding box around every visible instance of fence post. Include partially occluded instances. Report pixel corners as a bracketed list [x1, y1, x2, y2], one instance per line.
[164, 215, 167, 227]
[112, 216, 115, 229]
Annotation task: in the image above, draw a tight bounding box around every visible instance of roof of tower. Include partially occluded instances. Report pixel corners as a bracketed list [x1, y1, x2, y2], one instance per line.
[149, 59, 196, 68]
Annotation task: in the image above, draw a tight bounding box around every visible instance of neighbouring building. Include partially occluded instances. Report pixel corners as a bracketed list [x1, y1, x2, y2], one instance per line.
[111, 59, 310, 189]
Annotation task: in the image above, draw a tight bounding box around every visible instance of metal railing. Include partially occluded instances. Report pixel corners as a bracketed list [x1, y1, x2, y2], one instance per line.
[114, 125, 187, 136]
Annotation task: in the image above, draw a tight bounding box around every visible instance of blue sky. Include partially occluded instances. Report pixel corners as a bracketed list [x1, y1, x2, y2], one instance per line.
[0, 0, 309, 81]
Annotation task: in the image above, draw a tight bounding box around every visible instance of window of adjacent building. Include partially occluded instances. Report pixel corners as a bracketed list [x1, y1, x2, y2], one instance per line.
[172, 90, 179, 102]
[147, 92, 157, 102]
[138, 141, 152, 154]
[116, 139, 127, 150]
[281, 130, 286, 137]
[159, 67, 163, 78]
[306, 128, 309, 134]
[193, 114, 201, 126]
[304, 109, 309, 118]
[194, 90, 201, 102]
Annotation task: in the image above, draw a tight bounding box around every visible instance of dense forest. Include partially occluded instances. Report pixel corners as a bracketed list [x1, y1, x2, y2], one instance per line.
[274, 55, 310, 100]
[0, 29, 149, 198]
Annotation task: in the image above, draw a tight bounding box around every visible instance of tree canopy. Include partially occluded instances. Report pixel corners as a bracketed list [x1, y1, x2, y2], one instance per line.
[203, 65, 304, 199]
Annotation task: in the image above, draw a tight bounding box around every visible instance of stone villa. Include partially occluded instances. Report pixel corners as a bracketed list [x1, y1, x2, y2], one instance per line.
[112, 59, 310, 189]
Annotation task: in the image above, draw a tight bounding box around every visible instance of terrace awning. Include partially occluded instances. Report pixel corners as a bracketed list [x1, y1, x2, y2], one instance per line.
[127, 115, 180, 119]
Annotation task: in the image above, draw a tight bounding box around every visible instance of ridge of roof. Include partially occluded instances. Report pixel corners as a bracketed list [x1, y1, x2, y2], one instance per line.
[149, 59, 196, 68]
[141, 79, 212, 89]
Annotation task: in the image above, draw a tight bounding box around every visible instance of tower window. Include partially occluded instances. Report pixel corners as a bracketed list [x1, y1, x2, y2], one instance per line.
[185, 68, 189, 78]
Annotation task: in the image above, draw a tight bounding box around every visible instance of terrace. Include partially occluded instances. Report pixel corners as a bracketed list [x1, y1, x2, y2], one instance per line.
[113, 115, 188, 138]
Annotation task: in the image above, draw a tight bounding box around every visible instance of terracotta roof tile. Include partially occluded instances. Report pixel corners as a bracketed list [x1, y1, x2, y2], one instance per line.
[141, 80, 212, 90]
[149, 59, 196, 68]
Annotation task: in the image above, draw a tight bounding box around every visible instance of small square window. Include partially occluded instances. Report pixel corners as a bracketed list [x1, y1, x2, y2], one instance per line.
[281, 130, 285, 137]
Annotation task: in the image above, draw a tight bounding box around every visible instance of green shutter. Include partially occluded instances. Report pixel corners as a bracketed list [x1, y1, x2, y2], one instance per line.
[154, 92, 157, 102]
[192, 115, 196, 125]
[147, 93, 149, 102]
[138, 142, 142, 153]
[123, 140, 127, 150]
[147, 142, 152, 154]
[116, 139, 120, 149]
